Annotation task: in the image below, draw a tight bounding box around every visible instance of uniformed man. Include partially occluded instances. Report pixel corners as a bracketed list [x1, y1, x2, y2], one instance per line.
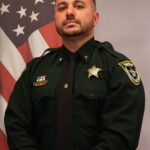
[4, 0, 145, 150]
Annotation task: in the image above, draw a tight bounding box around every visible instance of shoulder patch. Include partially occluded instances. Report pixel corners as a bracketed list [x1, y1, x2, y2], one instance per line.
[118, 60, 140, 85]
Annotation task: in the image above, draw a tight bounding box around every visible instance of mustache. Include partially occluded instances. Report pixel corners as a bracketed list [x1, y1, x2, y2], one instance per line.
[62, 18, 80, 26]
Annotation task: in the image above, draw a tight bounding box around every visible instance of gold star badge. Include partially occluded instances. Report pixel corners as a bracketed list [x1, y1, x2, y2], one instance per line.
[88, 65, 102, 79]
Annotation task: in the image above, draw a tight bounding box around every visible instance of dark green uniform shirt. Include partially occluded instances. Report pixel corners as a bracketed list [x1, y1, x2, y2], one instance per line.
[5, 38, 145, 150]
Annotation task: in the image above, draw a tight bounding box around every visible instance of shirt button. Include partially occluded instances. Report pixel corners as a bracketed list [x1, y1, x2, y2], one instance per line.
[90, 92, 94, 97]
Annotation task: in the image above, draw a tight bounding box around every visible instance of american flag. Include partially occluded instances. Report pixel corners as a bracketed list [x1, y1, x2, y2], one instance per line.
[0, 0, 62, 149]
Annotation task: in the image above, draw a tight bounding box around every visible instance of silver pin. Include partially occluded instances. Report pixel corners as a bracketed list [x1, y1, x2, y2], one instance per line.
[84, 55, 88, 59]
[64, 83, 69, 89]
[59, 57, 63, 62]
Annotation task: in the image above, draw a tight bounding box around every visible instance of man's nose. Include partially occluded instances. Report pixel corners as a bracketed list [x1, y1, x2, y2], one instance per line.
[66, 5, 75, 19]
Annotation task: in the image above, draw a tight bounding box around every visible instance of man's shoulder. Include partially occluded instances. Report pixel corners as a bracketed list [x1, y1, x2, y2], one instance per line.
[94, 40, 128, 61]
[94, 40, 142, 86]
[42, 47, 61, 57]
[31, 47, 60, 61]
[26, 47, 61, 71]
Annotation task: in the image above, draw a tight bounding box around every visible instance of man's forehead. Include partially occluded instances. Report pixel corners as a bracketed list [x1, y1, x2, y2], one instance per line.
[55, 0, 87, 4]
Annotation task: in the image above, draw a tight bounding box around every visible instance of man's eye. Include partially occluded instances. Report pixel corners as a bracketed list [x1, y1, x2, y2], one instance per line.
[75, 4, 84, 9]
[74, 2, 84, 9]
[58, 6, 66, 11]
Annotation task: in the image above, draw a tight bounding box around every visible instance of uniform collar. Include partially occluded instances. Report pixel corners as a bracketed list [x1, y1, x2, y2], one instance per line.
[60, 37, 95, 63]
[77, 37, 95, 63]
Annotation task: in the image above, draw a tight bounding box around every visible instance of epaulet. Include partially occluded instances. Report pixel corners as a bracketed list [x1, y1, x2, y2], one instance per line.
[42, 47, 60, 56]
[25, 47, 61, 76]
[95, 40, 126, 58]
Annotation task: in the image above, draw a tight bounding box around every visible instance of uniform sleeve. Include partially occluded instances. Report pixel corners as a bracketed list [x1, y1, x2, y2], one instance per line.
[4, 66, 40, 150]
[92, 59, 145, 150]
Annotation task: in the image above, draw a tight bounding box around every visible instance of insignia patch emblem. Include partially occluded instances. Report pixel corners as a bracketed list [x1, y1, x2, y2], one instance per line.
[33, 75, 48, 87]
[118, 60, 140, 85]
[88, 65, 102, 79]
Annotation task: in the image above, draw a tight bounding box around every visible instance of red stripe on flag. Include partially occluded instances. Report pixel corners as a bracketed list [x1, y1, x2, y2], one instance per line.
[18, 42, 33, 64]
[39, 21, 62, 48]
[0, 129, 8, 150]
[0, 63, 16, 102]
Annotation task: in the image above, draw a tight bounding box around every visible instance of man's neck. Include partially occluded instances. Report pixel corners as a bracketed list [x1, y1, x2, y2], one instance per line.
[62, 34, 94, 53]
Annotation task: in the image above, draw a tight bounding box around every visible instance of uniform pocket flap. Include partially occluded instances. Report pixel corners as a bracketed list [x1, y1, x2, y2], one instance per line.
[74, 85, 106, 100]
[32, 86, 56, 101]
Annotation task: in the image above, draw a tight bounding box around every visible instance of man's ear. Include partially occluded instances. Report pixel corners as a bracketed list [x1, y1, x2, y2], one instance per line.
[93, 11, 100, 27]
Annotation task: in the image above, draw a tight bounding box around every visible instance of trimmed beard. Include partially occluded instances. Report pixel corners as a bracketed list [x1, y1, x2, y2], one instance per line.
[56, 24, 94, 38]
[56, 25, 85, 37]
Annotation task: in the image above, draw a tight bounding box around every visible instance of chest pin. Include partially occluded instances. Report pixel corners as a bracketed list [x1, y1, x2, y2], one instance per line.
[88, 65, 102, 79]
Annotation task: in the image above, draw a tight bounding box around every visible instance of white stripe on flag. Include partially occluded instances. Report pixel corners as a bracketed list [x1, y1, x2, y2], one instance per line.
[28, 30, 49, 58]
[0, 27, 26, 80]
[0, 95, 7, 135]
